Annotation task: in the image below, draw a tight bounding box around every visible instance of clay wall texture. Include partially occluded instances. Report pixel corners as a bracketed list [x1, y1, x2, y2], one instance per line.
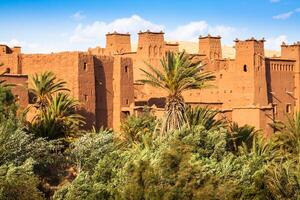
[1, 31, 300, 134]
[0, 74, 28, 109]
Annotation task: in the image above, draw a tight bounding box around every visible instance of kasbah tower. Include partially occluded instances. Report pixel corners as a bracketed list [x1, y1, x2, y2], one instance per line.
[1, 30, 300, 136]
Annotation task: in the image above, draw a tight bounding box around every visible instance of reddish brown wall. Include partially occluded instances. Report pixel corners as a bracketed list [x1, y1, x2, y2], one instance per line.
[0, 74, 28, 109]
[77, 53, 96, 128]
[0, 45, 22, 74]
[94, 56, 114, 128]
[265, 58, 295, 121]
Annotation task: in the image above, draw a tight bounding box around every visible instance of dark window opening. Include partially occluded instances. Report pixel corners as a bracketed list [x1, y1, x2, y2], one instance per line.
[121, 111, 130, 120]
[84, 94, 88, 102]
[83, 62, 87, 71]
[286, 104, 291, 113]
[125, 66, 128, 73]
[126, 99, 129, 105]
[243, 65, 248, 72]
[28, 91, 37, 104]
[6, 68, 10, 73]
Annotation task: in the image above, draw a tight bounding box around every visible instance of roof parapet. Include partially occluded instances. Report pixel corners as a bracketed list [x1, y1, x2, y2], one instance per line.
[106, 31, 130, 36]
[138, 30, 164, 35]
[234, 37, 265, 43]
[199, 34, 221, 39]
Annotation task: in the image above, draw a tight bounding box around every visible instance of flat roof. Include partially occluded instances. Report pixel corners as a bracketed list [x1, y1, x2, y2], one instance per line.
[199, 34, 221, 39]
[1, 74, 28, 78]
[106, 32, 130, 36]
[265, 57, 295, 62]
[138, 30, 164, 35]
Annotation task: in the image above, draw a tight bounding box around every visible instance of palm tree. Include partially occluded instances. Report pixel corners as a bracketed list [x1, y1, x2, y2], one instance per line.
[272, 113, 300, 157]
[227, 122, 258, 152]
[29, 71, 69, 110]
[185, 106, 225, 131]
[138, 51, 215, 135]
[0, 63, 12, 86]
[29, 93, 85, 140]
[26, 72, 84, 140]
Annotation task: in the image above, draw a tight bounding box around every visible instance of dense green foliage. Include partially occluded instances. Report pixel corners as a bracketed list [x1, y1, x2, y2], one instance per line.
[53, 118, 300, 200]
[0, 159, 44, 200]
[0, 59, 299, 199]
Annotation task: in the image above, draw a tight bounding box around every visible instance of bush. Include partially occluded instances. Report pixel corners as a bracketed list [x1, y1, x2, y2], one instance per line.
[0, 119, 62, 166]
[0, 159, 44, 200]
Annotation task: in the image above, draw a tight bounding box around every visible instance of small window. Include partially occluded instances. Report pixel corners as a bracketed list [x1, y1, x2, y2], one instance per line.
[84, 94, 88, 102]
[126, 99, 129, 104]
[121, 111, 130, 120]
[6, 68, 10, 73]
[28, 91, 37, 104]
[243, 65, 247, 72]
[83, 63, 87, 71]
[220, 74, 223, 79]
[286, 104, 291, 113]
[125, 66, 128, 73]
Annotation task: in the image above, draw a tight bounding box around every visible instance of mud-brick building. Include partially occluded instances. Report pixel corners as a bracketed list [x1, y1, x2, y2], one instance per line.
[1, 31, 300, 134]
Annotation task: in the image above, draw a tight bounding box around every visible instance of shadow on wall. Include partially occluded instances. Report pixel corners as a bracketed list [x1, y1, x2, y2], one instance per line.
[148, 97, 166, 108]
[94, 57, 110, 129]
[78, 108, 96, 130]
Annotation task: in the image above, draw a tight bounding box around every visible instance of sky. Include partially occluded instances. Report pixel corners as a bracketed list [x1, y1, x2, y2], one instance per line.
[0, 0, 299, 53]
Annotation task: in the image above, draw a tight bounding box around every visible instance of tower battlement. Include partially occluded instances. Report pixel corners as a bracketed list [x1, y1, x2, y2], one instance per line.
[105, 31, 131, 55]
[0, 45, 21, 55]
[198, 34, 222, 60]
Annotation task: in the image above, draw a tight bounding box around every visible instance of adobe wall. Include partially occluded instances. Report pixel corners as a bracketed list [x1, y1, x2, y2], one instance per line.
[21, 52, 80, 97]
[265, 58, 295, 121]
[21, 52, 98, 129]
[112, 55, 134, 131]
[77, 53, 96, 128]
[106, 33, 131, 55]
[88, 47, 107, 55]
[0, 74, 28, 109]
[0, 45, 22, 74]
[281, 44, 300, 111]
[94, 55, 114, 128]
[165, 43, 179, 53]
[232, 107, 273, 136]
[135, 31, 165, 82]
[199, 36, 222, 60]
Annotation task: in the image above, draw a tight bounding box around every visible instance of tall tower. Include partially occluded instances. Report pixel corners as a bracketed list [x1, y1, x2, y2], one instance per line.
[281, 42, 300, 110]
[198, 35, 222, 60]
[234, 38, 268, 106]
[105, 32, 131, 55]
[134, 30, 165, 82]
[137, 30, 165, 58]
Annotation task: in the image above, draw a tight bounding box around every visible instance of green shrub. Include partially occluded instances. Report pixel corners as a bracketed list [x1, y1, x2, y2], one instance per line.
[0, 159, 44, 200]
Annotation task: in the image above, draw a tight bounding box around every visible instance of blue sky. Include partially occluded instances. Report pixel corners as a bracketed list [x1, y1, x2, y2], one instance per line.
[0, 0, 299, 53]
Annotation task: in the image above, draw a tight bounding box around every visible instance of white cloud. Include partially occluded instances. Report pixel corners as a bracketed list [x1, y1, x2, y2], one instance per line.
[270, 0, 281, 3]
[265, 35, 288, 50]
[208, 25, 236, 37]
[70, 15, 164, 45]
[69, 15, 238, 49]
[0, 39, 39, 50]
[273, 11, 294, 20]
[166, 21, 235, 41]
[71, 11, 86, 20]
[167, 21, 208, 41]
[295, 8, 300, 12]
